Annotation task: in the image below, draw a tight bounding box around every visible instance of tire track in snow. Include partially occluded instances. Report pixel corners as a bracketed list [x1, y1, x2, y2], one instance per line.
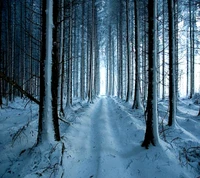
[88, 97, 137, 178]
[64, 97, 140, 178]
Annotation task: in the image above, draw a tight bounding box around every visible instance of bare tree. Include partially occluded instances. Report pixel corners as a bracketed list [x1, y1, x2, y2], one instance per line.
[142, 0, 160, 149]
[0, 0, 2, 107]
[132, 0, 143, 110]
[126, 0, 131, 102]
[168, 0, 176, 126]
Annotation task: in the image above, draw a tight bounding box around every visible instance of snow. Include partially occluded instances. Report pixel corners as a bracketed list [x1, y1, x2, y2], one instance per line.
[0, 96, 200, 178]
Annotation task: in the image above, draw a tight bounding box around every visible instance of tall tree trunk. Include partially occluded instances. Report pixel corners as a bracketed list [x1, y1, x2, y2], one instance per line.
[141, 2, 148, 102]
[189, 0, 194, 98]
[108, 24, 112, 96]
[94, 8, 100, 96]
[112, 38, 115, 96]
[51, 0, 60, 141]
[162, 0, 165, 99]
[186, 31, 189, 96]
[59, 0, 65, 115]
[80, 0, 85, 100]
[119, 2, 123, 99]
[142, 0, 160, 149]
[126, 0, 131, 102]
[37, 0, 54, 144]
[88, 0, 95, 103]
[0, 0, 2, 107]
[67, 0, 73, 106]
[168, 0, 176, 127]
[175, 0, 179, 100]
[132, 0, 143, 110]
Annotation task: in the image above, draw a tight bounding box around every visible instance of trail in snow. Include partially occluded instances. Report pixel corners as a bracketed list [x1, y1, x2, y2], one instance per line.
[63, 97, 194, 178]
[0, 97, 197, 177]
[63, 97, 144, 178]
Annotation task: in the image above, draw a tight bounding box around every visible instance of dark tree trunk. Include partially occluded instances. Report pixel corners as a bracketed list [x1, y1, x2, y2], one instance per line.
[67, 0, 73, 106]
[189, 0, 195, 99]
[52, 0, 60, 141]
[119, 2, 123, 99]
[80, 0, 85, 100]
[162, 0, 165, 99]
[0, 0, 2, 107]
[132, 0, 142, 109]
[37, 0, 46, 144]
[126, 0, 131, 102]
[142, 0, 159, 149]
[168, 0, 176, 126]
[88, 0, 95, 103]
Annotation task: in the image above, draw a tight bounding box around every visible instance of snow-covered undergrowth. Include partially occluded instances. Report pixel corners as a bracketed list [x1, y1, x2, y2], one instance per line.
[0, 96, 199, 178]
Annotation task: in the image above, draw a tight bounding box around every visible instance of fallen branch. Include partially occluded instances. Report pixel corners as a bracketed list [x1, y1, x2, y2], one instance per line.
[0, 72, 40, 105]
[12, 122, 29, 147]
[59, 117, 71, 125]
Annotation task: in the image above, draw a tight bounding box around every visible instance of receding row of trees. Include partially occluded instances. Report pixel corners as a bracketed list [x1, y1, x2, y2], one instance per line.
[105, 0, 200, 100]
[0, 0, 200, 148]
[0, 0, 101, 143]
[104, 0, 200, 147]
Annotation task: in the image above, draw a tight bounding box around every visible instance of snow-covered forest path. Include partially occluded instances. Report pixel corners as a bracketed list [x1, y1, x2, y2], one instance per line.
[63, 97, 144, 178]
[0, 97, 196, 178]
[62, 97, 190, 178]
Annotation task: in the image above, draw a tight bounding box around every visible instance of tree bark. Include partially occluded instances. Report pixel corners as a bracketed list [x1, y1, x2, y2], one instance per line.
[168, 0, 176, 126]
[88, 0, 95, 103]
[132, 0, 143, 110]
[0, 0, 2, 107]
[142, 0, 159, 149]
[67, 0, 73, 106]
[162, 0, 165, 99]
[126, 0, 131, 102]
[52, 0, 60, 141]
[80, 0, 85, 100]
[37, 0, 46, 144]
[189, 0, 195, 98]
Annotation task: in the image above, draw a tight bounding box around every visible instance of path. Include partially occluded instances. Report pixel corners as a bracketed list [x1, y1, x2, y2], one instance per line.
[63, 97, 144, 178]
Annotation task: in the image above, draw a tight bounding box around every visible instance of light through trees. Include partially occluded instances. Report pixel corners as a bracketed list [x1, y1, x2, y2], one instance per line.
[0, 0, 200, 146]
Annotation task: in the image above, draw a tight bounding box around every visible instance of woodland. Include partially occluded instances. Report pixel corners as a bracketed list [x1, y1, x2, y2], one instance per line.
[0, 0, 200, 177]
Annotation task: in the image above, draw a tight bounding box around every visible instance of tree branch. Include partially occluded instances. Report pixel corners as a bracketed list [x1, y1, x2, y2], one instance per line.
[0, 72, 40, 105]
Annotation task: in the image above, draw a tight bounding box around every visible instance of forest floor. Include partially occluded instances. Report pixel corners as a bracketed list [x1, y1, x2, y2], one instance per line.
[0, 96, 200, 178]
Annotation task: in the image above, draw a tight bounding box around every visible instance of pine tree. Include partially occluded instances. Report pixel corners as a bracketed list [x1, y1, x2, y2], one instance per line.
[168, 0, 176, 126]
[142, 0, 160, 149]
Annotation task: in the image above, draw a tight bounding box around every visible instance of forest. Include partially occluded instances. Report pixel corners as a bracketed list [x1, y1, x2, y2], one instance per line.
[0, 0, 200, 177]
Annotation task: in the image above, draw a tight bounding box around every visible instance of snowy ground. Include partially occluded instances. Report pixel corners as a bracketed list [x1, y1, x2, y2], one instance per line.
[0, 96, 200, 178]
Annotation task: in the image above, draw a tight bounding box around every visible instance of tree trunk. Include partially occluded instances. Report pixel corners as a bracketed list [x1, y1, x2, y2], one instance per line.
[162, 0, 165, 99]
[189, 0, 194, 98]
[132, 0, 143, 110]
[37, 0, 55, 143]
[119, 2, 123, 99]
[51, 0, 60, 141]
[67, 0, 73, 106]
[108, 24, 112, 96]
[142, 0, 159, 149]
[59, 0, 65, 115]
[168, 0, 176, 127]
[186, 31, 189, 96]
[80, 0, 85, 100]
[0, 0, 2, 107]
[94, 8, 100, 96]
[88, 0, 95, 103]
[125, 0, 131, 102]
